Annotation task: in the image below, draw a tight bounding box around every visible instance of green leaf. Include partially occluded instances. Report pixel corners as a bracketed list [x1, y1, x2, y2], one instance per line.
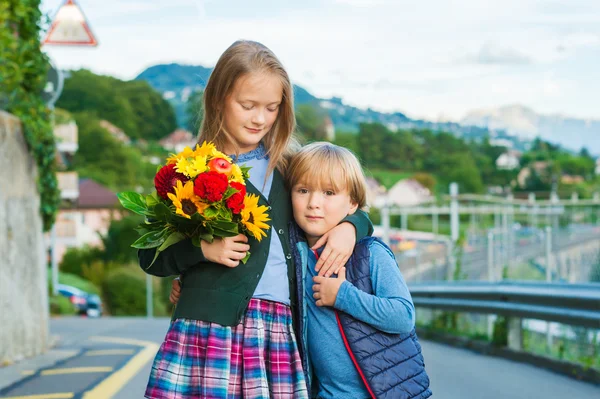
[146, 193, 160, 207]
[203, 206, 219, 219]
[157, 231, 185, 252]
[213, 220, 238, 232]
[154, 203, 171, 221]
[217, 206, 233, 220]
[213, 227, 239, 238]
[222, 186, 237, 200]
[131, 228, 170, 249]
[192, 234, 214, 246]
[240, 251, 251, 264]
[117, 192, 147, 215]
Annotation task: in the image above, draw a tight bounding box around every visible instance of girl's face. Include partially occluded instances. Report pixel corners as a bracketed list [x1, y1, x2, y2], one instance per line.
[223, 72, 283, 154]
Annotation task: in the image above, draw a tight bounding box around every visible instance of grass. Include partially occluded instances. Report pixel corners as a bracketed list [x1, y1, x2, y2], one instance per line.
[365, 169, 414, 189]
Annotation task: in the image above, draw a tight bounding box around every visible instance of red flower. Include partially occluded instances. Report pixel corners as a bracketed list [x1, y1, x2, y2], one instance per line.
[226, 182, 246, 214]
[194, 171, 229, 202]
[154, 164, 187, 200]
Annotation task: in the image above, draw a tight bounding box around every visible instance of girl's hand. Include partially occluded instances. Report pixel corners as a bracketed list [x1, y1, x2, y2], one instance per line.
[312, 267, 346, 307]
[201, 234, 250, 268]
[312, 222, 356, 277]
[169, 277, 181, 304]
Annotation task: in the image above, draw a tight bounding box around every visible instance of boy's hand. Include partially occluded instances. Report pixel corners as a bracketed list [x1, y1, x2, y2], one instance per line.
[169, 278, 181, 304]
[312, 267, 346, 307]
[201, 234, 249, 268]
[312, 222, 355, 277]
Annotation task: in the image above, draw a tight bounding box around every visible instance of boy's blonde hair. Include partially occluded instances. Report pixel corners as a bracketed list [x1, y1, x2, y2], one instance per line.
[197, 40, 298, 177]
[287, 142, 367, 209]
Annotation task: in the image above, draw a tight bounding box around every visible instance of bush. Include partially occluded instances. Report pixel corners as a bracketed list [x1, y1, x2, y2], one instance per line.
[81, 260, 120, 291]
[49, 295, 76, 316]
[47, 269, 100, 295]
[102, 267, 167, 316]
[59, 246, 104, 277]
[492, 316, 508, 347]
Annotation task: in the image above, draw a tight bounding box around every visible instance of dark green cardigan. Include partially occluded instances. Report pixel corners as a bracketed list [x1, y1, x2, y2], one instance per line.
[138, 169, 373, 326]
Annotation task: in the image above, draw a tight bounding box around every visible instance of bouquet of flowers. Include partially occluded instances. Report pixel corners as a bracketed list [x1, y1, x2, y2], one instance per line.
[117, 141, 270, 267]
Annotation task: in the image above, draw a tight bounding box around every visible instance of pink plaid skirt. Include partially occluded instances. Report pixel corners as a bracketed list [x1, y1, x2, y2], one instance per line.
[145, 298, 308, 399]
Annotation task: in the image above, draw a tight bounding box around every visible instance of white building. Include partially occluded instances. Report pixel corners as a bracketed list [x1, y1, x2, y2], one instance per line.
[384, 179, 432, 207]
[496, 151, 521, 170]
[159, 129, 197, 153]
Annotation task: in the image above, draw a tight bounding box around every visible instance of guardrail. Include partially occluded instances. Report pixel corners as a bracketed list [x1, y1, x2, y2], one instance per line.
[409, 281, 600, 329]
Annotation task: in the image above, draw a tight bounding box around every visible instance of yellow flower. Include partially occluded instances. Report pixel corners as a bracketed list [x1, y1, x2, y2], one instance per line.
[229, 164, 245, 184]
[194, 141, 216, 158]
[167, 180, 208, 219]
[185, 156, 208, 178]
[241, 194, 270, 241]
[175, 157, 192, 176]
[167, 146, 195, 165]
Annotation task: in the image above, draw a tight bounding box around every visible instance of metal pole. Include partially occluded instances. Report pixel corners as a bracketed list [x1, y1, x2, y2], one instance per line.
[401, 211, 408, 231]
[51, 223, 58, 296]
[545, 226, 553, 281]
[381, 202, 390, 246]
[146, 274, 153, 318]
[449, 183, 459, 280]
[450, 183, 459, 243]
[487, 231, 494, 282]
[487, 231, 495, 338]
[528, 193, 535, 228]
[432, 207, 439, 237]
[545, 225, 553, 351]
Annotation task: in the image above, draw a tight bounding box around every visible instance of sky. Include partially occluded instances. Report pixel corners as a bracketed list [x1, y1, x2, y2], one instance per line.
[40, 0, 600, 122]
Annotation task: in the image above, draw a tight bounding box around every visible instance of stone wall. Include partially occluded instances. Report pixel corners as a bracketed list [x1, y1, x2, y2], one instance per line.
[0, 111, 48, 364]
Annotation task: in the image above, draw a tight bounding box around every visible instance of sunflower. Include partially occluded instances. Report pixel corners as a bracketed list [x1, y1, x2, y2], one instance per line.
[229, 164, 245, 184]
[167, 180, 208, 219]
[241, 194, 270, 241]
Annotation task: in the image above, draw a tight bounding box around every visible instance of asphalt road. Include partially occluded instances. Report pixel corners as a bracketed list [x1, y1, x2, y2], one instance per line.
[1, 317, 598, 399]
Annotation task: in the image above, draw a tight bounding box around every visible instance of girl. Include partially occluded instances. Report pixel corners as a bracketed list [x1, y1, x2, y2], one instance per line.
[139, 40, 373, 399]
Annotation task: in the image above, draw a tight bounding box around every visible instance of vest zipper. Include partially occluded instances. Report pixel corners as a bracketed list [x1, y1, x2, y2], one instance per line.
[335, 310, 376, 399]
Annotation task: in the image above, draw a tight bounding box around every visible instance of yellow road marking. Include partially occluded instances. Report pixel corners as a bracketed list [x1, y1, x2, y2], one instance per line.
[83, 336, 159, 399]
[85, 349, 135, 356]
[41, 367, 113, 375]
[21, 370, 35, 376]
[1, 393, 74, 399]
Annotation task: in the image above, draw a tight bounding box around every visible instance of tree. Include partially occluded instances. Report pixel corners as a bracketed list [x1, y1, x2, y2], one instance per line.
[296, 104, 327, 141]
[57, 69, 177, 140]
[357, 123, 389, 168]
[72, 112, 155, 192]
[186, 90, 204, 133]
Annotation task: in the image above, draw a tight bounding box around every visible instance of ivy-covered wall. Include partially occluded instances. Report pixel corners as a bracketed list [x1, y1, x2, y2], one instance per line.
[0, 0, 60, 231]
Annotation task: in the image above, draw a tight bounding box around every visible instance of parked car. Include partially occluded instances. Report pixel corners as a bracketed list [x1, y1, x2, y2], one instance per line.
[57, 284, 103, 317]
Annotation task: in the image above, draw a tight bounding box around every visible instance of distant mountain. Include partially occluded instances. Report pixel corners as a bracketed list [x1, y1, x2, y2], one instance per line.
[135, 63, 526, 148]
[461, 105, 600, 154]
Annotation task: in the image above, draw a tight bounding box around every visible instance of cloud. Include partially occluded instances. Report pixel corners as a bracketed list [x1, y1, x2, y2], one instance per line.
[39, 0, 600, 121]
[458, 42, 532, 65]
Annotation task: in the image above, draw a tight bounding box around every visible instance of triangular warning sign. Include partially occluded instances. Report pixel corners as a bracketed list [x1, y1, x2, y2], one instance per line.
[43, 0, 98, 46]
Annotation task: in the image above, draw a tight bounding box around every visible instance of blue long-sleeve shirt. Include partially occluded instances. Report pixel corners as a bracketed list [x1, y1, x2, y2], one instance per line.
[301, 240, 415, 399]
[235, 144, 290, 305]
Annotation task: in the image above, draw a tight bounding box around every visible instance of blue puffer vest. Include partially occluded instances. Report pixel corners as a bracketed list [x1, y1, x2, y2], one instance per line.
[290, 223, 432, 399]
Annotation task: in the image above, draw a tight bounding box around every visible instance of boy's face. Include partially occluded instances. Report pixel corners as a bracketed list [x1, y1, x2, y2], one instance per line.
[291, 182, 359, 246]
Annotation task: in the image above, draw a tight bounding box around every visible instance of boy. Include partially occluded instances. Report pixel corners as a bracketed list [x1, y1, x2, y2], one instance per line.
[171, 142, 431, 399]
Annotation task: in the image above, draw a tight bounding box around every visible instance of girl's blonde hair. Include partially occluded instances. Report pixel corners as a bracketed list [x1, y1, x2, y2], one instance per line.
[287, 142, 367, 209]
[197, 40, 299, 177]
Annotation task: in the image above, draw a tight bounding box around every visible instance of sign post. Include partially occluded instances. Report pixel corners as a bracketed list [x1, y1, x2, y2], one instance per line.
[43, 0, 98, 47]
